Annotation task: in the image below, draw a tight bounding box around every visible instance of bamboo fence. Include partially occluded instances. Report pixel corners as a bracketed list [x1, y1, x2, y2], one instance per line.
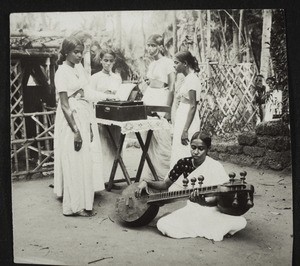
[198, 61, 258, 135]
[10, 57, 257, 178]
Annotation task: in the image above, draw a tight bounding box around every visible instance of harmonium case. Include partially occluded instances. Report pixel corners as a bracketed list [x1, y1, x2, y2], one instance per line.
[96, 101, 147, 121]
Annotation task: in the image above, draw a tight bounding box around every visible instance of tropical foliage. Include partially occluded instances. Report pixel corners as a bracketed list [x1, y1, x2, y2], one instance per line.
[10, 9, 288, 119]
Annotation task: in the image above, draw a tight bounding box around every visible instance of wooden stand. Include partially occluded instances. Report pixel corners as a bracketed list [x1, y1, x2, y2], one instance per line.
[104, 125, 159, 191]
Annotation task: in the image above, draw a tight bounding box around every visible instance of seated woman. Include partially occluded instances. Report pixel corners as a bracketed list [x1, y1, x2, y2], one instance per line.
[136, 131, 247, 241]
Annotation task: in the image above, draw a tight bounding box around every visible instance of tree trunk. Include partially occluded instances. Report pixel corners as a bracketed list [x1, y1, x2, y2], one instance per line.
[206, 10, 211, 59]
[238, 10, 244, 62]
[218, 11, 229, 63]
[232, 10, 239, 63]
[243, 20, 251, 63]
[115, 12, 122, 49]
[260, 9, 272, 78]
[193, 18, 201, 63]
[173, 10, 178, 54]
[199, 10, 206, 60]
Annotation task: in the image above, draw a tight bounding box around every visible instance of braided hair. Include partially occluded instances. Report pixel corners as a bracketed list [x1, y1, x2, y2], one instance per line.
[174, 51, 200, 73]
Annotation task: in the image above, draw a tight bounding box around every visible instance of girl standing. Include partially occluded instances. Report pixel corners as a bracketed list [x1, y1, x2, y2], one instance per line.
[169, 51, 202, 190]
[141, 34, 175, 181]
[90, 49, 122, 183]
[53, 36, 114, 216]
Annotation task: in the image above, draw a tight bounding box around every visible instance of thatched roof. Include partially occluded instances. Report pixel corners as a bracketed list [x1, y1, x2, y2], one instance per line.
[10, 30, 64, 58]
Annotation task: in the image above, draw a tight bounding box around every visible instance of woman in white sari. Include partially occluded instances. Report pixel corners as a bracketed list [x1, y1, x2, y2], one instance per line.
[136, 131, 247, 241]
[54, 36, 115, 216]
[170, 51, 202, 166]
[141, 34, 175, 181]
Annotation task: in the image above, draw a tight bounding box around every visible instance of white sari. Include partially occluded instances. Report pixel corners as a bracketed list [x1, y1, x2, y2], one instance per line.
[54, 63, 105, 215]
[157, 156, 247, 241]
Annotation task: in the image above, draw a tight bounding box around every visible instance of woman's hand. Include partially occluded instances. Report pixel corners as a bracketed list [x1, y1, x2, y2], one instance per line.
[181, 129, 189, 145]
[135, 181, 149, 198]
[74, 131, 82, 151]
[164, 112, 171, 122]
[104, 89, 115, 94]
[189, 189, 207, 205]
[90, 124, 93, 143]
[190, 190, 217, 206]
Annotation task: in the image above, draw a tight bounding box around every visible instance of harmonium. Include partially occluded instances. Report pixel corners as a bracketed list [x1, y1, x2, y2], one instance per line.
[95, 101, 172, 122]
[96, 101, 147, 121]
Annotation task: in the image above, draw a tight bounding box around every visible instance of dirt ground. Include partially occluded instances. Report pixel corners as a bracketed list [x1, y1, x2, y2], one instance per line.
[12, 146, 293, 266]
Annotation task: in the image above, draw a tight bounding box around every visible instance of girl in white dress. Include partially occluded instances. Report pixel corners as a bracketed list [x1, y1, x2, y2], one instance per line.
[90, 49, 122, 183]
[54, 36, 114, 216]
[141, 34, 175, 181]
[136, 132, 247, 241]
[170, 51, 202, 190]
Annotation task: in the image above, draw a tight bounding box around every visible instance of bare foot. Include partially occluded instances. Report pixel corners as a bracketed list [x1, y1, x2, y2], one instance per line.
[64, 210, 94, 217]
[224, 233, 233, 238]
[85, 209, 97, 217]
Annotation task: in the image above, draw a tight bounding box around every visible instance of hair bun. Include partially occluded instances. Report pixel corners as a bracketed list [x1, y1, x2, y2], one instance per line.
[147, 34, 164, 46]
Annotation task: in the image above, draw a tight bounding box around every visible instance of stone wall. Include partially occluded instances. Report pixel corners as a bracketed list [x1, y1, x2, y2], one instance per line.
[209, 120, 292, 171]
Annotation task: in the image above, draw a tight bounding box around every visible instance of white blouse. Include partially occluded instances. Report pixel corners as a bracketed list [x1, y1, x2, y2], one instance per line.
[178, 72, 202, 102]
[90, 71, 122, 93]
[147, 57, 175, 84]
[55, 62, 89, 96]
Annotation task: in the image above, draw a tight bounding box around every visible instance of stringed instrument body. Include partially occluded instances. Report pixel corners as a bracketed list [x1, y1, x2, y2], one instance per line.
[115, 172, 254, 227]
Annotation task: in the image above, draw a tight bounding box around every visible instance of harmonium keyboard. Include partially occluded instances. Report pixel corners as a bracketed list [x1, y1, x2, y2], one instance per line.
[95, 101, 171, 122]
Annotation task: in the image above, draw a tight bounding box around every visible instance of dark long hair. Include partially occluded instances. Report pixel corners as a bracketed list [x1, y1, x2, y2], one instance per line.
[191, 131, 212, 149]
[175, 51, 200, 73]
[56, 36, 83, 65]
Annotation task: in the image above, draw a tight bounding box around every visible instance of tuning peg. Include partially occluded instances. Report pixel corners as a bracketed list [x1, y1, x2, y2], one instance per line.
[240, 171, 247, 183]
[190, 177, 196, 190]
[232, 192, 238, 207]
[246, 192, 254, 207]
[229, 172, 236, 184]
[182, 177, 189, 189]
[198, 175, 204, 188]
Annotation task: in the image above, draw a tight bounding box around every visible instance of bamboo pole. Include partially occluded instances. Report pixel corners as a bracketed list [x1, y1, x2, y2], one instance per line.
[11, 128, 54, 145]
[22, 116, 30, 174]
[11, 110, 56, 118]
[11, 119, 19, 175]
[11, 167, 54, 177]
[35, 118, 42, 165]
[42, 103, 50, 151]
[32, 152, 54, 172]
